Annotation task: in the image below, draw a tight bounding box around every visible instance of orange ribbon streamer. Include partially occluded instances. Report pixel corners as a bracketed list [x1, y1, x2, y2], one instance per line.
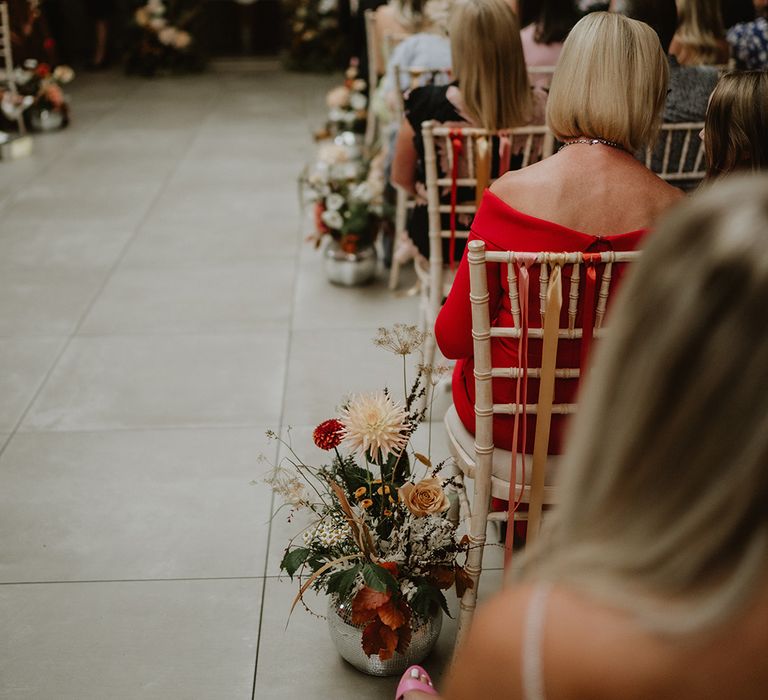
[505, 253, 538, 563]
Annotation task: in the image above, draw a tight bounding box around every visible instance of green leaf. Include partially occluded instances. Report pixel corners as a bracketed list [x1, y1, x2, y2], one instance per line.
[280, 547, 310, 579]
[411, 584, 452, 618]
[362, 562, 399, 593]
[326, 564, 362, 600]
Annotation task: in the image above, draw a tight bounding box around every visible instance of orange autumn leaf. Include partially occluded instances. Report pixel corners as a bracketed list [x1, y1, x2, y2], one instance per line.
[427, 565, 455, 590]
[353, 585, 391, 611]
[351, 586, 390, 625]
[361, 618, 399, 659]
[377, 600, 407, 629]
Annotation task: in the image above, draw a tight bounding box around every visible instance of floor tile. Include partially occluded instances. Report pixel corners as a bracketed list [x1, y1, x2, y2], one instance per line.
[143, 182, 302, 231]
[0, 222, 133, 271]
[121, 221, 300, 266]
[0, 268, 106, 336]
[21, 333, 288, 431]
[0, 337, 65, 432]
[292, 250, 420, 330]
[4, 182, 162, 229]
[253, 570, 503, 699]
[283, 328, 417, 425]
[0, 579, 261, 700]
[253, 578, 394, 699]
[0, 429, 273, 582]
[79, 262, 295, 334]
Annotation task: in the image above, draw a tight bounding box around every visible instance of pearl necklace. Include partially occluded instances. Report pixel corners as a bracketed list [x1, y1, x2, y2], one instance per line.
[558, 137, 626, 153]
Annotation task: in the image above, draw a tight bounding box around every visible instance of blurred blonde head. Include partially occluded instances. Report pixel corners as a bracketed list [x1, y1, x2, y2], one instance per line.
[523, 175, 768, 635]
[449, 0, 532, 131]
[547, 12, 668, 152]
[674, 0, 726, 65]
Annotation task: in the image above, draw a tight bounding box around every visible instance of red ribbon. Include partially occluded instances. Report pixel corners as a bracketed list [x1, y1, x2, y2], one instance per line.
[505, 253, 537, 563]
[449, 130, 463, 271]
[580, 253, 601, 373]
[498, 134, 512, 176]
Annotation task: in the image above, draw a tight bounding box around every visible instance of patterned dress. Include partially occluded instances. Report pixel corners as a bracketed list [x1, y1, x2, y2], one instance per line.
[727, 18, 768, 69]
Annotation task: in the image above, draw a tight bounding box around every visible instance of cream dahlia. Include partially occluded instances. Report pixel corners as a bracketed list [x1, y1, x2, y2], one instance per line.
[340, 391, 409, 463]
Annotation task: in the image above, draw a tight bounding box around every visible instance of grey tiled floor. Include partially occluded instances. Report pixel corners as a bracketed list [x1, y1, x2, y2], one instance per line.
[0, 62, 502, 699]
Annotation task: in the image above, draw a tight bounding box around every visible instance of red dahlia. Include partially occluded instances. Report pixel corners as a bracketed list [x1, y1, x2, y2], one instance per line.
[313, 419, 344, 450]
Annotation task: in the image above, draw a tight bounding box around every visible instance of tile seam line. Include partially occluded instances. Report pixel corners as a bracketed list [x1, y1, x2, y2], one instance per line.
[0, 575, 283, 586]
[251, 164, 308, 700]
[0, 86, 220, 461]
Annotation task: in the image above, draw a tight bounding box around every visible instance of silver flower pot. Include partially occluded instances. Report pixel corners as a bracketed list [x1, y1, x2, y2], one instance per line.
[327, 597, 442, 677]
[323, 240, 377, 287]
[28, 107, 65, 132]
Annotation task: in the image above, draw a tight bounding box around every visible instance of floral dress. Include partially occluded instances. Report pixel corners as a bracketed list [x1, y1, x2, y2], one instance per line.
[727, 18, 768, 69]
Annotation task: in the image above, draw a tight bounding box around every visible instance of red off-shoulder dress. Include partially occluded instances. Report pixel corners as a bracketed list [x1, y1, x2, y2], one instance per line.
[435, 189, 649, 453]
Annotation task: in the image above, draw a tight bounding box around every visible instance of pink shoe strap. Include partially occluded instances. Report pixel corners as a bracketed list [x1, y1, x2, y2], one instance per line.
[395, 666, 438, 700]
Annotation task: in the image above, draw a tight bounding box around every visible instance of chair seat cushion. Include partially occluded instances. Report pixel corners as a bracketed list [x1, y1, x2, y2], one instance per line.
[444, 404, 560, 487]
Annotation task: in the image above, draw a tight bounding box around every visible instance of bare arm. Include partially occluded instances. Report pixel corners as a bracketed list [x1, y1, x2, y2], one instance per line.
[391, 118, 418, 194]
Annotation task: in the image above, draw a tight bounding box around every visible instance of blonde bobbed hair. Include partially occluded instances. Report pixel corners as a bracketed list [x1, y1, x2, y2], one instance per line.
[522, 175, 768, 635]
[449, 0, 532, 131]
[547, 12, 669, 153]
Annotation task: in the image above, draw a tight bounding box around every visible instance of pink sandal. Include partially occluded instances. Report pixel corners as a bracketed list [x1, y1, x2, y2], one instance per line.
[395, 665, 439, 699]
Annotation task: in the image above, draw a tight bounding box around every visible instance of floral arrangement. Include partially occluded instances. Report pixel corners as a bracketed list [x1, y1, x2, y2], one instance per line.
[306, 161, 385, 253]
[12, 59, 74, 130]
[266, 325, 470, 661]
[284, 0, 348, 71]
[125, 0, 204, 76]
[315, 63, 368, 139]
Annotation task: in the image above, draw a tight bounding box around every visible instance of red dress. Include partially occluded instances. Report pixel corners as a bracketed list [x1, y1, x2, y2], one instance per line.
[435, 189, 648, 453]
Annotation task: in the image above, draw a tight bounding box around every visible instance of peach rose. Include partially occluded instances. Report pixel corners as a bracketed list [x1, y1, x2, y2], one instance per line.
[399, 478, 449, 517]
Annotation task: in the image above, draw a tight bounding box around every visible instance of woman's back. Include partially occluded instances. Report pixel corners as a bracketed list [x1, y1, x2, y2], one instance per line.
[490, 145, 683, 236]
[444, 583, 768, 700]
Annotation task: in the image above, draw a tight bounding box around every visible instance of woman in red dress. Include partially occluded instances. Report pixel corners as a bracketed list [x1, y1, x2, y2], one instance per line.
[435, 12, 684, 456]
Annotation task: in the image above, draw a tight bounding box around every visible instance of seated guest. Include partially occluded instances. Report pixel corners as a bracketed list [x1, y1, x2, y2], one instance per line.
[613, 0, 719, 123]
[670, 0, 730, 65]
[399, 175, 768, 700]
[373, 0, 429, 76]
[379, 0, 453, 112]
[727, 0, 768, 69]
[703, 71, 768, 178]
[390, 0, 546, 260]
[518, 0, 583, 85]
[434, 12, 682, 457]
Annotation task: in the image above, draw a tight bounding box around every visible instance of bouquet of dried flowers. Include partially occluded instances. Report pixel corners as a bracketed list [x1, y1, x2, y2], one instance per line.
[266, 325, 470, 661]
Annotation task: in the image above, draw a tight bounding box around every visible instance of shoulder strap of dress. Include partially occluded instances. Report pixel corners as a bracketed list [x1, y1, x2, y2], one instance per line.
[522, 583, 553, 700]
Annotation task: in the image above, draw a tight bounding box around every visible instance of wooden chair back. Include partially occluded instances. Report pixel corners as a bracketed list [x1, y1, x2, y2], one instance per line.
[421, 121, 555, 315]
[527, 64, 557, 87]
[645, 121, 706, 184]
[364, 9, 379, 146]
[0, 1, 25, 134]
[454, 239, 641, 638]
[391, 65, 451, 122]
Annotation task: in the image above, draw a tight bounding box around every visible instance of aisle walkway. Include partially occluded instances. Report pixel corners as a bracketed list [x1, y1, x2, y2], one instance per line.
[0, 63, 499, 699]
